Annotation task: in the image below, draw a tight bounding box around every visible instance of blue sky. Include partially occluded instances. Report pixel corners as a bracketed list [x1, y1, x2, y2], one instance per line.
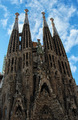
[0, 0, 78, 85]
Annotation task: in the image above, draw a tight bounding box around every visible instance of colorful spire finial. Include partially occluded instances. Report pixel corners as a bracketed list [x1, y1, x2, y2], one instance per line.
[24, 9, 29, 24]
[13, 12, 19, 30]
[24, 9, 29, 16]
[50, 18, 54, 23]
[50, 18, 58, 37]
[42, 12, 48, 27]
[42, 12, 45, 19]
[15, 12, 19, 20]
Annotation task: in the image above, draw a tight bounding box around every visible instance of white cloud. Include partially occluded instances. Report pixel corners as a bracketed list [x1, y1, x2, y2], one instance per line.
[0, 4, 9, 17]
[31, 17, 42, 41]
[65, 29, 78, 52]
[7, 0, 78, 53]
[19, 23, 23, 33]
[7, 24, 13, 35]
[69, 55, 78, 73]
[7, 22, 23, 35]
[19, 13, 25, 23]
[69, 62, 77, 73]
[20, 0, 23, 4]
[0, 3, 10, 29]
[8, 0, 23, 5]
[25, 0, 77, 52]
[36, 27, 43, 44]
[10, 0, 19, 5]
[7, 12, 24, 35]
[0, 18, 8, 28]
[69, 55, 78, 63]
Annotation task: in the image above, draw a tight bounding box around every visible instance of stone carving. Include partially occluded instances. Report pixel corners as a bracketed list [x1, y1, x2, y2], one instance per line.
[0, 9, 78, 120]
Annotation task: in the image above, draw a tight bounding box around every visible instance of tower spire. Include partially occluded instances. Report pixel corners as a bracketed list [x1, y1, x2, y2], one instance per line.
[13, 12, 19, 30]
[50, 18, 58, 37]
[42, 12, 48, 27]
[24, 9, 29, 24]
[7, 12, 19, 56]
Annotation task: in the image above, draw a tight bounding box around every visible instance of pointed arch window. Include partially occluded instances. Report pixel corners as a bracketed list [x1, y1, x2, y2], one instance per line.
[26, 53, 28, 59]
[23, 54, 25, 68]
[18, 57, 22, 70]
[49, 54, 51, 61]
[8, 59, 10, 73]
[33, 75, 36, 96]
[62, 61, 66, 74]
[15, 57, 17, 72]
[65, 62, 70, 76]
[15, 105, 23, 116]
[58, 60, 62, 73]
[41, 83, 50, 95]
[11, 57, 14, 72]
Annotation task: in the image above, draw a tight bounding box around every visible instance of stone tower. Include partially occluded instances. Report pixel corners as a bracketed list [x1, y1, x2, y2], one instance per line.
[0, 9, 78, 120]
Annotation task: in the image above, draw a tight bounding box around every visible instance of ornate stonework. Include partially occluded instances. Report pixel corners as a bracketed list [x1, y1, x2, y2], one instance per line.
[0, 9, 78, 120]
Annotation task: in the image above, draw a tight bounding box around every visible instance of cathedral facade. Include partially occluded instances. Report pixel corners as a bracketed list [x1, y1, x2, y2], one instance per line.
[0, 9, 78, 120]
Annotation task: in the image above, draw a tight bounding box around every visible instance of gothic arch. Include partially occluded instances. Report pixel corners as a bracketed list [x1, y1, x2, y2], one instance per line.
[15, 104, 23, 116]
[39, 75, 53, 95]
[10, 97, 26, 120]
[40, 83, 50, 95]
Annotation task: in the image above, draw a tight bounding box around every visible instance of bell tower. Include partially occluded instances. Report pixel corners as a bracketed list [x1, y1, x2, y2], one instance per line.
[0, 9, 78, 120]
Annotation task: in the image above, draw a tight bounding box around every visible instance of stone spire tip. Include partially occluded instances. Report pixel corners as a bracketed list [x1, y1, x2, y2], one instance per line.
[24, 9, 29, 24]
[42, 12, 45, 19]
[13, 12, 19, 30]
[24, 9, 29, 15]
[41, 12, 48, 27]
[50, 17, 58, 37]
[50, 18, 54, 22]
[15, 12, 19, 16]
[15, 12, 19, 20]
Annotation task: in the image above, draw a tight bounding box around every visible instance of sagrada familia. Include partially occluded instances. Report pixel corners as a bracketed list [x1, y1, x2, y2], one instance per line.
[0, 9, 78, 120]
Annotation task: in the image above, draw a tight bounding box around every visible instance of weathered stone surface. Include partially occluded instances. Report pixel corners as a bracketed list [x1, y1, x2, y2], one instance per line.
[0, 10, 78, 120]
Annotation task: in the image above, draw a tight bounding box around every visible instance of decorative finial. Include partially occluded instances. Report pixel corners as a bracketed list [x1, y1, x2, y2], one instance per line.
[41, 12, 48, 27]
[24, 9, 29, 24]
[50, 17, 58, 37]
[15, 12, 19, 20]
[24, 9, 29, 16]
[13, 12, 19, 30]
[50, 18, 54, 27]
[50, 18, 54, 22]
[42, 12, 45, 19]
